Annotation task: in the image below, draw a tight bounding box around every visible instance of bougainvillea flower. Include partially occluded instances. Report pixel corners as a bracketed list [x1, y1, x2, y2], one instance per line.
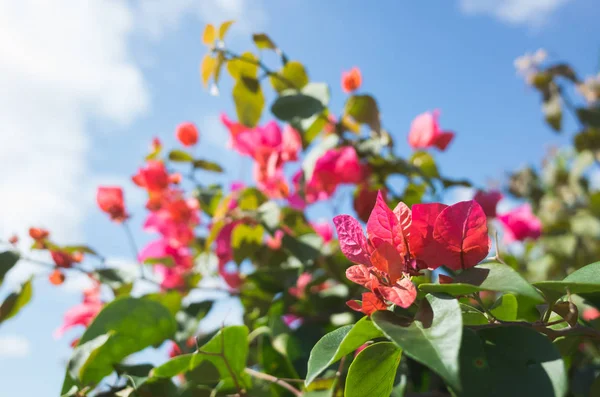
[311, 221, 333, 243]
[354, 184, 385, 223]
[49, 269, 65, 285]
[168, 341, 182, 358]
[51, 250, 78, 268]
[176, 122, 199, 146]
[132, 160, 170, 192]
[54, 282, 102, 338]
[29, 227, 49, 241]
[282, 314, 304, 330]
[266, 230, 284, 250]
[408, 110, 455, 151]
[497, 204, 542, 243]
[8, 235, 18, 245]
[474, 189, 503, 218]
[221, 113, 251, 155]
[583, 307, 600, 321]
[139, 239, 193, 290]
[97, 186, 128, 222]
[342, 67, 362, 93]
[143, 197, 199, 248]
[324, 114, 337, 134]
[293, 146, 365, 206]
[288, 272, 329, 299]
[334, 193, 490, 313]
[253, 155, 289, 199]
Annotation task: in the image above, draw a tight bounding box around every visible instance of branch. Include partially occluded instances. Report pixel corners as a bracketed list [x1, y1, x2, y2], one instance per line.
[244, 368, 302, 397]
[467, 321, 600, 340]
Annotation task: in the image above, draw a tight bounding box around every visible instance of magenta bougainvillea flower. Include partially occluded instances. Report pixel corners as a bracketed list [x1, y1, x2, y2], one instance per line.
[497, 203, 542, 243]
[334, 192, 490, 314]
[474, 189, 503, 218]
[97, 186, 128, 223]
[408, 110, 455, 151]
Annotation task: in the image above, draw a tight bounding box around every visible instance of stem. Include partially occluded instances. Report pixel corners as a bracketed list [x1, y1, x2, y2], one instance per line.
[331, 355, 347, 397]
[244, 368, 302, 397]
[122, 221, 145, 280]
[542, 300, 555, 324]
[472, 293, 499, 323]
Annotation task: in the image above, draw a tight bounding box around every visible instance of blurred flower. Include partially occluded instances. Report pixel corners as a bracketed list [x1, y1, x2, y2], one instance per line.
[266, 230, 284, 250]
[176, 122, 199, 146]
[341, 67, 362, 93]
[50, 250, 79, 268]
[54, 282, 103, 338]
[324, 114, 337, 134]
[139, 239, 193, 290]
[282, 314, 303, 330]
[29, 227, 49, 241]
[514, 49, 547, 79]
[583, 307, 600, 321]
[311, 221, 333, 243]
[577, 73, 600, 104]
[473, 189, 503, 218]
[49, 269, 65, 285]
[97, 186, 128, 223]
[132, 160, 170, 193]
[353, 184, 384, 223]
[497, 204, 542, 243]
[168, 341, 182, 358]
[8, 235, 18, 245]
[408, 110, 454, 151]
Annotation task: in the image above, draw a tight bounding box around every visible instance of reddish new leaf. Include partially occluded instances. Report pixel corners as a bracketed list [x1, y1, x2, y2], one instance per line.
[333, 215, 371, 266]
[377, 278, 417, 308]
[346, 265, 378, 290]
[433, 200, 490, 271]
[367, 191, 406, 255]
[433, 131, 454, 151]
[409, 203, 448, 269]
[370, 241, 403, 283]
[361, 292, 388, 315]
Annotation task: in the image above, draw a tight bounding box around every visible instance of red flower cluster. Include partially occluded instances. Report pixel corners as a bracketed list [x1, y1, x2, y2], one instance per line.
[342, 67, 362, 93]
[334, 193, 490, 314]
[176, 122, 199, 147]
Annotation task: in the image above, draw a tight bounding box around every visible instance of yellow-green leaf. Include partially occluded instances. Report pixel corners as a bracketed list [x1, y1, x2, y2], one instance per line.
[200, 55, 217, 87]
[218, 20, 234, 40]
[270, 61, 309, 93]
[233, 77, 264, 127]
[202, 24, 216, 46]
[252, 33, 277, 50]
[227, 52, 259, 79]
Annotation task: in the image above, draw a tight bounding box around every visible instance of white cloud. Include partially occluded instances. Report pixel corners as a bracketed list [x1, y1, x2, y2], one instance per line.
[459, 0, 571, 26]
[135, 0, 267, 40]
[0, 335, 31, 358]
[0, 0, 148, 243]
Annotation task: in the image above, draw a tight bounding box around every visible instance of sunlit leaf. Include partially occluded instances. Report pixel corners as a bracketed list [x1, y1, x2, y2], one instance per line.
[345, 342, 402, 397]
[202, 24, 216, 46]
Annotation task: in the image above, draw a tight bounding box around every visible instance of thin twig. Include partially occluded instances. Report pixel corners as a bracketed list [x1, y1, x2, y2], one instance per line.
[244, 368, 302, 397]
[331, 355, 347, 397]
[493, 231, 507, 266]
[122, 221, 145, 279]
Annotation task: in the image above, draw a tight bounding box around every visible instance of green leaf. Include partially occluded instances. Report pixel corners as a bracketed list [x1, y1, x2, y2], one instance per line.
[193, 159, 224, 173]
[62, 245, 101, 257]
[257, 201, 281, 233]
[252, 33, 278, 50]
[270, 61, 309, 93]
[460, 304, 488, 326]
[144, 291, 182, 316]
[459, 329, 493, 397]
[0, 251, 19, 285]
[489, 294, 518, 321]
[478, 326, 567, 397]
[577, 108, 600, 128]
[143, 256, 176, 267]
[271, 93, 324, 122]
[168, 149, 194, 162]
[410, 151, 439, 178]
[305, 317, 384, 385]
[570, 210, 600, 239]
[0, 278, 32, 325]
[344, 94, 380, 133]
[233, 77, 264, 128]
[543, 93, 562, 132]
[65, 297, 177, 387]
[93, 268, 134, 297]
[534, 261, 600, 296]
[344, 342, 402, 397]
[372, 294, 463, 391]
[419, 262, 544, 303]
[227, 52, 259, 79]
[231, 223, 264, 264]
[176, 300, 213, 341]
[281, 233, 322, 265]
[153, 326, 249, 388]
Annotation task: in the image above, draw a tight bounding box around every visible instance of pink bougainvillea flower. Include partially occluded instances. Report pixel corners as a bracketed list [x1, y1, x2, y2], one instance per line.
[408, 110, 455, 151]
[281, 125, 302, 162]
[266, 230, 284, 250]
[132, 160, 170, 193]
[474, 189, 503, 218]
[354, 184, 385, 223]
[139, 239, 193, 290]
[54, 282, 103, 338]
[497, 204, 542, 243]
[168, 341, 182, 358]
[176, 122, 199, 146]
[143, 196, 199, 248]
[51, 250, 79, 269]
[342, 67, 362, 93]
[324, 114, 337, 134]
[311, 221, 333, 243]
[293, 146, 365, 206]
[335, 193, 490, 313]
[97, 186, 128, 223]
[282, 314, 304, 330]
[253, 155, 290, 199]
[583, 307, 600, 321]
[289, 272, 329, 299]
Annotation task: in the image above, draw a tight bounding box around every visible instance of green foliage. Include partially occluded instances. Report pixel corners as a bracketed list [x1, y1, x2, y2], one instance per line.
[345, 342, 402, 397]
[0, 251, 19, 285]
[0, 278, 32, 325]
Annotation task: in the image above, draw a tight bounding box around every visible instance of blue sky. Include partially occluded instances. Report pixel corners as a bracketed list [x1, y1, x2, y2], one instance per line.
[1, 0, 599, 395]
